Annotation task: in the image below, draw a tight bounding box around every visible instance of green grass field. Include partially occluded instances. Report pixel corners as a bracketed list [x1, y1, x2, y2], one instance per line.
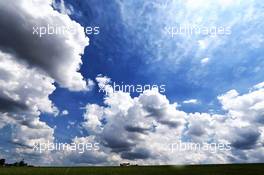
[0, 164, 263, 175]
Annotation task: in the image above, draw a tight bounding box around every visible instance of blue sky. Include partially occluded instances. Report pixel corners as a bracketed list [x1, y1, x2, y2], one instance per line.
[0, 0, 264, 165]
[45, 0, 264, 143]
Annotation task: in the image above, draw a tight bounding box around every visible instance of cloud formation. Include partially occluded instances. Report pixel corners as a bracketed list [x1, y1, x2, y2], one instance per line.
[79, 76, 264, 165]
[0, 51, 55, 164]
[116, 0, 264, 93]
[0, 0, 89, 164]
[0, 0, 263, 166]
[0, 0, 89, 91]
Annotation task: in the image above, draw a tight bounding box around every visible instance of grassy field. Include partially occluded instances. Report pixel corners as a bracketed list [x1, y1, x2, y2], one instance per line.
[0, 164, 263, 175]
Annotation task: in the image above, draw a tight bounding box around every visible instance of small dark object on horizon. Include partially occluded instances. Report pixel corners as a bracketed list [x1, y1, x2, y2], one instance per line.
[0, 158, 33, 167]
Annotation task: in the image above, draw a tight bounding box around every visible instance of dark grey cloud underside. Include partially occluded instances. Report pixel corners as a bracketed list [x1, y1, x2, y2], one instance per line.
[125, 125, 151, 133]
[121, 148, 151, 160]
[0, 96, 28, 112]
[231, 127, 260, 150]
[0, 2, 74, 84]
[101, 136, 134, 152]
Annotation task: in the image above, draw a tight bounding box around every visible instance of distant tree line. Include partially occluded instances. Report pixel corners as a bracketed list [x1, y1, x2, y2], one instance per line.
[0, 159, 33, 167]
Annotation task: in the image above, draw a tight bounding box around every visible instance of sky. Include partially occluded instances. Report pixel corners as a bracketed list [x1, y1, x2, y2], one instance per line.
[0, 0, 264, 166]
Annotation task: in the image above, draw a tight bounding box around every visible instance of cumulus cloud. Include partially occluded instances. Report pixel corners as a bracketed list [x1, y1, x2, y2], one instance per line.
[0, 51, 55, 164]
[81, 78, 187, 164]
[0, 0, 89, 164]
[79, 77, 264, 164]
[230, 127, 260, 150]
[52, 136, 111, 166]
[82, 104, 104, 134]
[1, 0, 263, 166]
[218, 87, 264, 124]
[0, 0, 89, 91]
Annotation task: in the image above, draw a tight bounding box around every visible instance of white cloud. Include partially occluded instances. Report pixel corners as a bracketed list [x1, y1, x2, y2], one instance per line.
[183, 99, 199, 104]
[0, 0, 89, 91]
[86, 79, 95, 91]
[95, 75, 113, 94]
[253, 82, 264, 90]
[116, 0, 264, 91]
[0, 51, 55, 164]
[2, 71, 263, 165]
[0, 0, 89, 164]
[82, 104, 104, 134]
[52, 0, 74, 15]
[200, 58, 210, 65]
[218, 85, 264, 124]
[78, 79, 264, 164]
[0, 52, 58, 114]
[61, 110, 69, 116]
[1, 0, 264, 166]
